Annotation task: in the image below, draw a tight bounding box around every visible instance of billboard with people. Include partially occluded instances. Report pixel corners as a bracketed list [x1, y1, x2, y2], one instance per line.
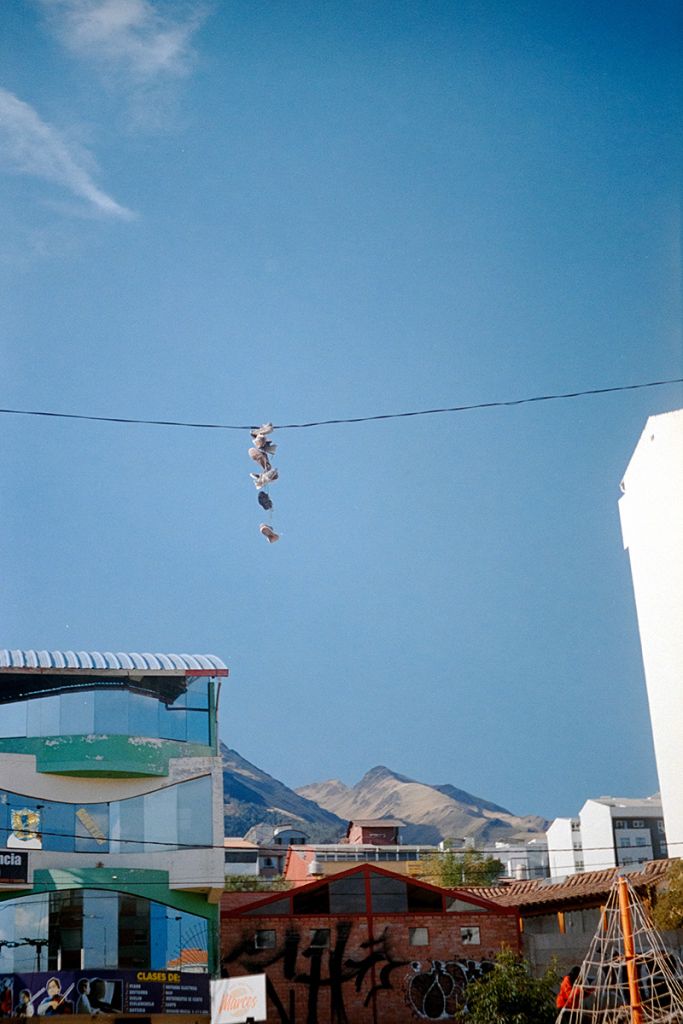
[0, 969, 209, 1016]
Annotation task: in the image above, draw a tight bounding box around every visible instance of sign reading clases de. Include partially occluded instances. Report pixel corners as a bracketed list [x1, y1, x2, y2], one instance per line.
[211, 975, 266, 1024]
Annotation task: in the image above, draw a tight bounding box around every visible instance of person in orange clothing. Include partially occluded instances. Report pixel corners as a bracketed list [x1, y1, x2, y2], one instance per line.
[557, 966, 590, 1020]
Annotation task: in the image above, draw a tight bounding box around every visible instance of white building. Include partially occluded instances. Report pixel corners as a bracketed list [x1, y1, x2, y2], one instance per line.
[546, 817, 583, 878]
[491, 837, 549, 880]
[619, 408, 683, 859]
[224, 838, 259, 878]
[546, 796, 667, 877]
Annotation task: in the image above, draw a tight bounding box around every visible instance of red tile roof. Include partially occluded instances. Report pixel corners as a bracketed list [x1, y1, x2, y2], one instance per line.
[474, 859, 672, 912]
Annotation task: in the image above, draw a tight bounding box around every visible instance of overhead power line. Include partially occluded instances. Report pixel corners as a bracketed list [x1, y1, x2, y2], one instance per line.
[0, 377, 681, 432]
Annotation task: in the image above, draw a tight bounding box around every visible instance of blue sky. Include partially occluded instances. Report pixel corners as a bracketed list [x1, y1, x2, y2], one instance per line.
[1, 0, 681, 821]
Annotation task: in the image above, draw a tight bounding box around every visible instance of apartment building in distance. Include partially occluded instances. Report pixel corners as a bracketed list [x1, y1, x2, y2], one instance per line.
[547, 796, 667, 877]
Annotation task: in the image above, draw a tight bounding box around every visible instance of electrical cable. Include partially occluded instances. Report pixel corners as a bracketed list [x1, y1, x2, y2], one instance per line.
[0, 823, 678, 855]
[0, 377, 681, 431]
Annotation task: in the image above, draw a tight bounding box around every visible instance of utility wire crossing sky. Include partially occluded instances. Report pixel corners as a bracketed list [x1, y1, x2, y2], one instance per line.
[0, 378, 681, 431]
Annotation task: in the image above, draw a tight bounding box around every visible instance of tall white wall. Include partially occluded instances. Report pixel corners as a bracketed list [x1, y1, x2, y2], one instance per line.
[619, 409, 683, 859]
[546, 818, 581, 877]
[579, 800, 616, 872]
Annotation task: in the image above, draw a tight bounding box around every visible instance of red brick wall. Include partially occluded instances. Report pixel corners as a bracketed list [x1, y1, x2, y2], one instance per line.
[348, 824, 397, 845]
[221, 911, 519, 1023]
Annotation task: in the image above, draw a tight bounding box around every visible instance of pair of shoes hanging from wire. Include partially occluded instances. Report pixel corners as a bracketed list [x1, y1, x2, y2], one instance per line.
[249, 423, 280, 542]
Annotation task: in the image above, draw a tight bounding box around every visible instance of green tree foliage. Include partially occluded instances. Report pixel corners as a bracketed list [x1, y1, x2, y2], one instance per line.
[223, 875, 289, 892]
[456, 948, 559, 1024]
[423, 847, 505, 887]
[653, 860, 683, 931]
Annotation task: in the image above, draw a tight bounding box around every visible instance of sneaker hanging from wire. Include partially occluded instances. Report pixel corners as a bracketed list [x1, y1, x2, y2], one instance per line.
[259, 523, 280, 543]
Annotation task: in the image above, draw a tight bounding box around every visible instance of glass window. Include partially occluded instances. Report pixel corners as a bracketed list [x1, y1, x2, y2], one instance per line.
[0, 701, 27, 738]
[225, 852, 258, 864]
[94, 689, 129, 735]
[60, 690, 94, 734]
[177, 776, 213, 849]
[309, 929, 330, 948]
[0, 890, 208, 973]
[111, 795, 145, 853]
[409, 927, 429, 946]
[45, 799, 77, 853]
[145, 785, 177, 852]
[293, 887, 330, 915]
[7, 682, 214, 745]
[407, 882, 443, 913]
[370, 875, 407, 913]
[7, 796, 43, 849]
[0, 777, 212, 856]
[151, 901, 171, 970]
[118, 894, 150, 969]
[461, 926, 481, 945]
[0, 794, 9, 846]
[160, 696, 186, 741]
[186, 677, 209, 709]
[75, 804, 109, 853]
[83, 891, 119, 969]
[329, 874, 366, 914]
[27, 694, 61, 737]
[128, 691, 160, 738]
[0, 892, 50, 973]
[255, 930, 276, 949]
[246, 897, 290, 916]
[48, 890, 83, 970]
[446, 897, 487, 913]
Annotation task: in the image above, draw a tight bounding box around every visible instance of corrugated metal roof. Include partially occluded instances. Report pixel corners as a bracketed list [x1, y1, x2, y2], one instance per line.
[0, 649, 227, 674]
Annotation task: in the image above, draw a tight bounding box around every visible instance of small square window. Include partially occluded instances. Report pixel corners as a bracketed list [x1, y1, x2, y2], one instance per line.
[614, 820, 625, 829]
[409, 927, 429, 946]
[309, 929, 330, 948]
[461, 926, 481, 945]
[658, 821, 666, 833]
[632, 820, 645, 828]
[255, 930, 276, 949]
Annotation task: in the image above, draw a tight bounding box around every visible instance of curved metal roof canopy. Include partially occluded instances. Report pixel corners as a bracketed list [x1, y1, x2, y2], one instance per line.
[0, 649, 228, 705]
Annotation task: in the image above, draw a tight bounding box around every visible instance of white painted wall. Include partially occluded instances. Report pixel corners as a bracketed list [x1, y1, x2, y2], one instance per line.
[579, 800, 617, 872]
[619, 409, 683, 859]
[546, 818, 582, 877]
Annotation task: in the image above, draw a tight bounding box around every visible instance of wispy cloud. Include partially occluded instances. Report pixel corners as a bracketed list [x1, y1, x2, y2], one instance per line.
[37, 0, 207, 80]
[0, 87, 134, 218]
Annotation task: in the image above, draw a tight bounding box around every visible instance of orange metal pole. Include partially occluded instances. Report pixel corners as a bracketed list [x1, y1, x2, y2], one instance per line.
[618, 877, 644, 1024]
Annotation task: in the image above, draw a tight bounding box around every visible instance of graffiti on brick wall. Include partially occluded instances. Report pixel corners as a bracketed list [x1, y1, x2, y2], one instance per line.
[405, 957, 495, 1020]
[222, 924, 494, 1024]
[222, 922, 409, 1023]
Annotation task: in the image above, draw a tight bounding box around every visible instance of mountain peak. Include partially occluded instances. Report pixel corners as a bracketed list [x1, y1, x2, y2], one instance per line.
[357, 765, 414, 786]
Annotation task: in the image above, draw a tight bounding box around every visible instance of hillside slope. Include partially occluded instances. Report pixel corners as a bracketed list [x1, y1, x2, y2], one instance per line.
[297, 766, 547, 845]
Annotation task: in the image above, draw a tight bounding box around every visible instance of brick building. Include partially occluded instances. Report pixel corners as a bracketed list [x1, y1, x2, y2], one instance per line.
[220, 863, 519, 1023]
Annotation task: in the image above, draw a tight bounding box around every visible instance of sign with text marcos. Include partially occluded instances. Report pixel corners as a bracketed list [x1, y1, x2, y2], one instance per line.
[0, 849, 29, 884]
[2, 969, 210, 1016]
[211, 976, 266, 1024]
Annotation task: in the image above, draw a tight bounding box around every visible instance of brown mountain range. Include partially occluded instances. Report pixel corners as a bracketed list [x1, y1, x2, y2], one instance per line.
[296, 765, 548, 845]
